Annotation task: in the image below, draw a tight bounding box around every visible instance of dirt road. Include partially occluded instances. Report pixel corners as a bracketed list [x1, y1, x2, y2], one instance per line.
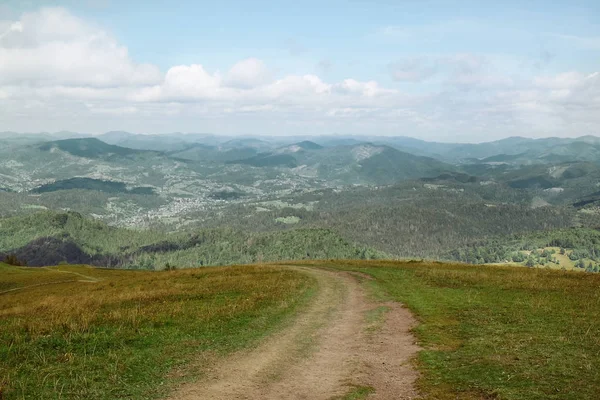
[169, 266, 420, 400]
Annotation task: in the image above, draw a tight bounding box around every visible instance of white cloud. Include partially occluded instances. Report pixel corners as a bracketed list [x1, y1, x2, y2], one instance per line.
[389, 54, 513, 90]
[225, 57, 271, 89]
[533, 72, 587, 89]
[87, 105, 138, 115]
[334, 79, 397, 97]
[0, 7, 161, 87]
[162, 64, 223, 99]
[0, 7, 598, 140]
[262, 75, 331, 98]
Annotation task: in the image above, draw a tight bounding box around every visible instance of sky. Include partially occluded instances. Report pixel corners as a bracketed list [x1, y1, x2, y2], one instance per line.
[0, 0, 598, 142]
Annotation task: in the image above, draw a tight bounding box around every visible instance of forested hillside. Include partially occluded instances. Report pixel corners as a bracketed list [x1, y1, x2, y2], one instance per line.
[1, 133, 600, 271]
[0, 212, 385, 269]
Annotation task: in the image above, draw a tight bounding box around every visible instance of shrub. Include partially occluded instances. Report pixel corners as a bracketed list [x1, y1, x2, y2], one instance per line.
[3, 254, 26, 266]
[164, 262, 177, 271]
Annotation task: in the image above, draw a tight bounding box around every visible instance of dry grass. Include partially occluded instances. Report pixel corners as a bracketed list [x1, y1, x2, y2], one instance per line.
[0, 263, 314, 399]
[3, 259, 599, 400]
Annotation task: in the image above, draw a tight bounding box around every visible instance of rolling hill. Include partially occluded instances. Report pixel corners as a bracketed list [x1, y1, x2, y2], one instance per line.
[38, 138, 157, 159]
[31, 177, 155, 195]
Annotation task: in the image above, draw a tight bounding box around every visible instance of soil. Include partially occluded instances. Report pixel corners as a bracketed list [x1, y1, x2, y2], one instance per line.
[168, 266, 421, 400]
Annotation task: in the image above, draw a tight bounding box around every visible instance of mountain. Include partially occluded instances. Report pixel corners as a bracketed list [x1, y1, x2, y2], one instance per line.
[168, 144, 259, 162]
[97, 131, 200, 152]
[223, 143, 455, 184]
[228, 153, 298, 168]
[0, 211, 386, 267]
[275, 141, 324, 154]
[329, 135, 600, 165]
[358, 146, 453, 183]
[294, 141, 323, 150]
[31, 178, 155, 195]
[436, 136, 600, 163]
[288, 143, 456, 184]
[2, 131, 600, 238]
[97, 130, 136, 143]
[38, 138, 155, 159]
[48, 131, 90, 139]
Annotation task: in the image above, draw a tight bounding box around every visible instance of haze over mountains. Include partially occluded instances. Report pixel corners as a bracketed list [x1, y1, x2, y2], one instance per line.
[1, 130, 600, 270]
[0, 132, 600, 268]
[4, 130, 600, 162]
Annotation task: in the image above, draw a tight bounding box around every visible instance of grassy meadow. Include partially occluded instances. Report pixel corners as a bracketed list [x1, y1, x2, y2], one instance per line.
[315, 260, 600, 400]
[0, 263, 314, 399]
[1, 260, 599, 399]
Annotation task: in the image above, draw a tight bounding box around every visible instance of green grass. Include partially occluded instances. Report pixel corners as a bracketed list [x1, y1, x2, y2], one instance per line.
[338, 385, 375, 399]
[0, 264, 314, 399]
[3, 260, 600, 399]
[319, 260, 600, 400]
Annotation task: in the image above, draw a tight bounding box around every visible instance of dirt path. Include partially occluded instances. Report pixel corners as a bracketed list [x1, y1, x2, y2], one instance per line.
[0, 267, 101, 296]
[168, 266, 421, 400]
[42, 267, 102, 282]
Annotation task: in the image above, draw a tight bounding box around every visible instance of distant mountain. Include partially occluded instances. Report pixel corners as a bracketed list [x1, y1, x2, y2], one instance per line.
[480, 153, 528, 163]
[48, 131, 90, 139]
[481, 162, 600, 206]
[228, 153, 298, 168]
[98, 131, 200, 152]
[97, 131, 136, 143]
[456, 137, 600, 163]
[31, 178, 155, 195]
[355, 145, 455, 183]
[167, 144, 261, 162]
[6, 131, 600, 164]
[314, 137, 364, 147]
[220, 138, 276, 152]
[224, 143, 457, 184]
[460, 139, 600, 165]
[276, 141, 324, 154]
[0, 132, 54, 142]
[295, 141, 323, 150]
[38, 138, 155, 159]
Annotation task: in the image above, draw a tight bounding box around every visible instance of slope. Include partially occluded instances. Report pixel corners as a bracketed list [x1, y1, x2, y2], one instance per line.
[38, 138, 158, 159]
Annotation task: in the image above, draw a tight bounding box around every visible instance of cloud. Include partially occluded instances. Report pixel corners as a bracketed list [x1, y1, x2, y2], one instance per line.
[333, 79, 397, 97]
[87, 105, 138, 115]
[0, 7, 598, 140]
[533, 71, 588, 89]
[263, 75, 331, 98]
[0, 7, 161, 87]
[389, 54, 513, 90]
[162, 64, 223, 99]
[225, 58, 271, 89]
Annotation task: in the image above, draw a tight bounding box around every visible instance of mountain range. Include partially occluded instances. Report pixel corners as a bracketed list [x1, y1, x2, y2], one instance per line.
[1, 131, 600, 268]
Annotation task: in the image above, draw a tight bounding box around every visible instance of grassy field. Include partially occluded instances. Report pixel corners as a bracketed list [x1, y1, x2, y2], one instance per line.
[316, 260, 600, 400]
[0, 263, 314, 399]
[2, 260, 599, 399]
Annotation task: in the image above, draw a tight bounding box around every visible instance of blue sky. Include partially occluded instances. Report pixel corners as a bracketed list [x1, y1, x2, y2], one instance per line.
[0, 0, 598, 141]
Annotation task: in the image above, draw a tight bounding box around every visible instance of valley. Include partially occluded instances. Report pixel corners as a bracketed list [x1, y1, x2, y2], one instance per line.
[1, 132, 600, 269]
[2, 2, 598, 399]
